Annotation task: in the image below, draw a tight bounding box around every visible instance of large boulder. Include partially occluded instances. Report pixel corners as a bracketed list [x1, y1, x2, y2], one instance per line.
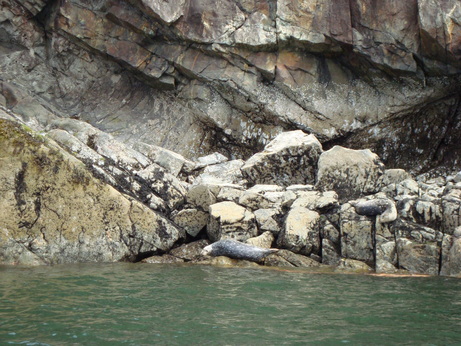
[0, 119, 184, 265]
[171, 208, 208, 237]
[277, 207, 320, 256]
[316, 146, 385, 201]
[241, 131, 323, 186]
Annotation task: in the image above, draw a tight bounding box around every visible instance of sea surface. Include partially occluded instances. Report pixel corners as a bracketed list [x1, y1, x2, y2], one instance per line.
[1, 263, 460, 345]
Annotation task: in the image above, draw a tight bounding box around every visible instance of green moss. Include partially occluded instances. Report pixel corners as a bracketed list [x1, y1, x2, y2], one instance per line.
[0, 119, 44, 148]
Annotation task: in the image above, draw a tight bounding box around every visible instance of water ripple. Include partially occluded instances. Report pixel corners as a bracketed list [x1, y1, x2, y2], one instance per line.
[1, 263, 461, 345]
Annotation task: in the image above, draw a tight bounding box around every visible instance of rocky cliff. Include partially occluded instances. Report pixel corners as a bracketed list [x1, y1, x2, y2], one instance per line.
[1, 0, 461, 274]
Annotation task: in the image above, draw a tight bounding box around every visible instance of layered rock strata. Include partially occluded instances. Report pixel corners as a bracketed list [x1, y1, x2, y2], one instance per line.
[1, 1, 461, 276]
[1, 0, 461, 172]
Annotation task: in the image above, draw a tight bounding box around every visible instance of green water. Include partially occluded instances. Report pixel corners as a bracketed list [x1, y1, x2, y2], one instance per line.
[1, 263, 460, 345]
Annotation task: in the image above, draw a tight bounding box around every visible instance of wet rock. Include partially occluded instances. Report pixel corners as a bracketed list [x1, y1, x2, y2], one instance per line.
[141, 254, 185, 264]
[264, 249, 322, 268]
[169, 240, 210, 261]
[277, 207, 320, 256]
[396, 238, 440, 276]
[316, 146, 385, 202]
[198, 256, 260, 268]
[241, 131, 322, 186]
[207, 201, 257, 242]
[337, 259, 373, 273]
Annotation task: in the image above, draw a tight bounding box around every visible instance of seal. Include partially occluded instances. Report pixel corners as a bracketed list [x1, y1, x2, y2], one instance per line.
[352, 198, 397, 223]
[202, 239, 278, 262]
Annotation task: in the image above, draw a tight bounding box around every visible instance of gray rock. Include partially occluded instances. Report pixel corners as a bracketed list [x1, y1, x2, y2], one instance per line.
[379, 169, 412, 188]
[264, 249, 322, 268]
[207, 201, 257, 242]
[396, 238, 440, 275]
[454, 172, 461, 183]
[316, 146, 385, 202]
[141, 255, 185, 264]
[193, 159, 245, 185]
[194, 152, 228, 169]
[321, 238, 341, 266]
[241, 130, 323, 186]
[186, 184, 219, 211]
[440, 230, 461, 277]
[337, 259, 373, 273]
[0, 119, 184, 265]
[132, 142, 191, 177]
[216, 186, 244, 202]
[396, 179, 420, 196]
[339, 203, 374, 264]
[254, 208, 281, 234]
[171, 209, 208, 237]
[291, 190, 339, 212]
[169, 240, 210, 261]
[238, 185, 285, 210]
[136, 163, 187, 210]
[246, 231, 274, 249]
[277, 207, 320, 256]
[442, 188, 461, 233]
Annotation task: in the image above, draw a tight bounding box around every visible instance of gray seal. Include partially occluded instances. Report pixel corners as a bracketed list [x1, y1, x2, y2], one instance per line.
[352, 198, 397, 223]
[202, 239, 278, 262]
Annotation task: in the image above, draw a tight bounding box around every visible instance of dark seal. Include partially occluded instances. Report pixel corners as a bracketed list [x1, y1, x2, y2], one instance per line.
[202, 239, 278, 262]
[352, 198, 397, 223]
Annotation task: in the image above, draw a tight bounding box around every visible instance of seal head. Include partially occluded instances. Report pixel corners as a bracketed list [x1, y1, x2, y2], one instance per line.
[202, 239, 278, 262]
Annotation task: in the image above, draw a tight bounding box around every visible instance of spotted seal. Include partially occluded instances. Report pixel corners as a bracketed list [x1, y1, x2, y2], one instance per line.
[352, 198, 397, 223]
[202, 239, 278, 262]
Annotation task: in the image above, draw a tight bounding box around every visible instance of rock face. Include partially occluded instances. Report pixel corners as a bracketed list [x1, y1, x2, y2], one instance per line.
[0, 118, 183, 265]
[1, 0, 461, 172]
[1, 1, 461, 276]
